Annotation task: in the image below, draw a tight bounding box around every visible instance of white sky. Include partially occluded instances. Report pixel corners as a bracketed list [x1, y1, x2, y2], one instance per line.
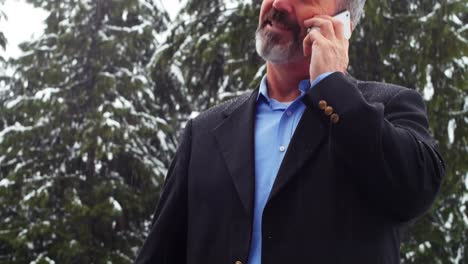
[162, 1, 183, 20]
[0, 0, 48, 58]
[0, 0, 182, 59]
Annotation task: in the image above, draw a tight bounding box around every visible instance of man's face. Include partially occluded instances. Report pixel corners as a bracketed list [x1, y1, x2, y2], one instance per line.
[256, 0, 338, 64]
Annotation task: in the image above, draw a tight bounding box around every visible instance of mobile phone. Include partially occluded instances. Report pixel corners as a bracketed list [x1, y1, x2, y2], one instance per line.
[334, 10, 351, 39]
[307, 10, 352, 39]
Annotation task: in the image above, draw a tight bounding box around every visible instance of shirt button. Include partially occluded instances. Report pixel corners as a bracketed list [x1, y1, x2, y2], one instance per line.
[279, 146, 286, 152]
[286, 111, 292, 116]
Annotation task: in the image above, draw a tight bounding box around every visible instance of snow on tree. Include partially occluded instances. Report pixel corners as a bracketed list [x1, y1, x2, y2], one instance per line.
[0, 0, 173, 262]
[153, 0, 264, 114]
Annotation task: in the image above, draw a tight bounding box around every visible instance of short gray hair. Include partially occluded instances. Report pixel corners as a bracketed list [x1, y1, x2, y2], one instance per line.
[338, 0, 366, 29]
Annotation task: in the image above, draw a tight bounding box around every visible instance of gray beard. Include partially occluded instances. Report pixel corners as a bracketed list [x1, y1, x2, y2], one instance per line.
[255, 28, 304, 64]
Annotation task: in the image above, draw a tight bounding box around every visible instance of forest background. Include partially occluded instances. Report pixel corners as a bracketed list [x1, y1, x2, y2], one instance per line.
[0, 0, 466, 263]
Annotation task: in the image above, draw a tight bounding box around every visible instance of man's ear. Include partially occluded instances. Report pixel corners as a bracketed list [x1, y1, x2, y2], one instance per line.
[351, 21, 354, 31]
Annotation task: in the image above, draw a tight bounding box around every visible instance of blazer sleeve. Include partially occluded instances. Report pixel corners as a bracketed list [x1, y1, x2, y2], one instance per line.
[303, 72, 445, 222]
[135, 120, 192, 264]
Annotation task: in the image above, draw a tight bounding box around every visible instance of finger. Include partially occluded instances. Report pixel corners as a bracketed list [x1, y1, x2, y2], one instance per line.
[302, 29, 327, 57]
[304, 17, 335, 39]
[315, 15, 349, 40]
[303, 29, 313, 57]
[303, 34, 311, 57]
[303, 15, 332, 27]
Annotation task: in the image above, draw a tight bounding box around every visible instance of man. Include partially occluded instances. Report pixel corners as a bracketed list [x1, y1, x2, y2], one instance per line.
[136, 0, 445, 263]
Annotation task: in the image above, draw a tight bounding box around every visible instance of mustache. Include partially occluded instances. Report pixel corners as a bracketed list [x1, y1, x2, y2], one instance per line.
[261, 8, 301, 34]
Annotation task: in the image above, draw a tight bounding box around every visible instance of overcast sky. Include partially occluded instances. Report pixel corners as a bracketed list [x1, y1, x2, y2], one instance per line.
[0, 0, 181, 59]
[0, 0, 48, 58]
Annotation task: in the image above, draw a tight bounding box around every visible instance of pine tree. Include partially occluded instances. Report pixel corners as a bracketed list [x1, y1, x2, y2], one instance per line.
[153, 0, 263, 114]
[0, 0, 9, 160]
[0, 0, 173, 262]
[158, 0, 467, 262]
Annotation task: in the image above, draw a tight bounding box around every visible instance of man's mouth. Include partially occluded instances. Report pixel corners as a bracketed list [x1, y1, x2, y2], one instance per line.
[261, 9, 300, 35]
[264, 19, 289, 31]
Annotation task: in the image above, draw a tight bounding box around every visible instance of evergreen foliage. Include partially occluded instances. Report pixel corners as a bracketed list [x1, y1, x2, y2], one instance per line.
[153, 0, 264, 113]
[0, 0, 173, 262]
[0, 0, 6, 121]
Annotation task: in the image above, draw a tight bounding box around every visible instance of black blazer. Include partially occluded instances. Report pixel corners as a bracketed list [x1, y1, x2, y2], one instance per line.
[135, 73, 445, 264]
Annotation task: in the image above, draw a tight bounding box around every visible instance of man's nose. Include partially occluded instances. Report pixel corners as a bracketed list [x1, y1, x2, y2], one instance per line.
[272, 0, 293, 14]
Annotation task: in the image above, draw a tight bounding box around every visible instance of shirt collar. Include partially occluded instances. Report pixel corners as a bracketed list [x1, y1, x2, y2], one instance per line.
[257, 74, 312, 103]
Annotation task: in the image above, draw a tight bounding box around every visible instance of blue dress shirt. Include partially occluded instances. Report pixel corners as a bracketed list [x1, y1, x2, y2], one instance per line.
[248, 73, 332, 264]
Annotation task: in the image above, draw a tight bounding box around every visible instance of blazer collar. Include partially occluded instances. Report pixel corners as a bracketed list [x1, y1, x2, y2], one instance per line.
[213, 89, 258, 215]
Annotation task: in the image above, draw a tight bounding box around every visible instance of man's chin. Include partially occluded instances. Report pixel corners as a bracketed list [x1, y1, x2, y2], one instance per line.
[256, 40, 303, 64]
[255, 29, 304, 64]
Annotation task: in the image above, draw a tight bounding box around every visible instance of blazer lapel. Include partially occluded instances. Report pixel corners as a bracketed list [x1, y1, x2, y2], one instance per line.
[213, 90, 258, 215]
[268, 105, 327, 202]
[269, 73, 356, 202]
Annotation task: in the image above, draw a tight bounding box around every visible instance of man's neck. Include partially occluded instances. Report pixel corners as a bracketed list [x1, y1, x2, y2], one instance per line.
[266, 60, 310, 102]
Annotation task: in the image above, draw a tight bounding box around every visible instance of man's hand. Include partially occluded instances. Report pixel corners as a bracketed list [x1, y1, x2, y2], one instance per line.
[303, 16, 349, 83]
